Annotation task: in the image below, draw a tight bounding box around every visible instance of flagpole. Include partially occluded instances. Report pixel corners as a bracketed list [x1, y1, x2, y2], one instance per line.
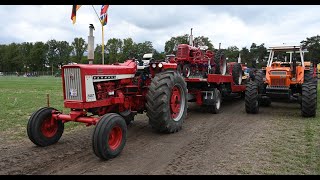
[91, 5, 105, 65]
[102, 24, 104, 65]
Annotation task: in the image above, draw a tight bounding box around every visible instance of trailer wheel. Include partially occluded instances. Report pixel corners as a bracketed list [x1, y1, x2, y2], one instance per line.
[183, 64, 191, 78]
[232, 63, 243, 85]
[119, 110, 134, 125]
[177, 63, 183, 76]
[27, 107, 64, 147]
[301, 82, 317, 117]
[146, 71, 187, 133]
[208, 88, 222, 114]
[245, 82, 259, 114]
[92, 113, 127, 160]
[215, 50, 227, 75]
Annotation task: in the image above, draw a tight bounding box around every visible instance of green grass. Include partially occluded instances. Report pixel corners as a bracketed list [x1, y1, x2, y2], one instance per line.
[0, 76, 82, 140]
[233, 81, 320, 175]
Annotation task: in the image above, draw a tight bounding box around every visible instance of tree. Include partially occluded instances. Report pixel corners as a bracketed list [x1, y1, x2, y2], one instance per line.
[153, 49, 166, 60]
[29, 42, 48, 72]
[0, 45, 5, 72]
[71, 37, 87, 63]
[301, 35, 320, 63]
[133, 41, 153, 60]
[250, 43, 267, 64]
[57, 41, 73, 65]
[94, 44, 105, 64]
[106, 38, 123, 64]
[18, 42, 33, 72]
[225, 46, 239, 62]
[164, 34, 189, 54]
[240, 47, 251, 66]
[194, 36, 214, 51]
[121, 38, 135, 61]
[46, 39, 59, 69]
[3, 43, 22, 72]
[46, 39, 73, 70]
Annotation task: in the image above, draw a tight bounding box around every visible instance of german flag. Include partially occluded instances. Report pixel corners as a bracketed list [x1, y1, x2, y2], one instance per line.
[71, 5, 82, 24]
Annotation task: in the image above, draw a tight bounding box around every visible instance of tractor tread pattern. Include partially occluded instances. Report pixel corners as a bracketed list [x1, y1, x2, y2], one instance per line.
[146, 71, 187, 133]
[245, 81, 259, 114]
[301, 82, 317, 117]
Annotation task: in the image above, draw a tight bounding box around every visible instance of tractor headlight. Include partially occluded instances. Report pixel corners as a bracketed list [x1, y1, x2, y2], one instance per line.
[152, 63, 157, 68]
[158, 63, 163, 68]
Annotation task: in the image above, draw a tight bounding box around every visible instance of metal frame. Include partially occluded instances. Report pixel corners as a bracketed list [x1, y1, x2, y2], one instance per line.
[266, 46, 308, 67]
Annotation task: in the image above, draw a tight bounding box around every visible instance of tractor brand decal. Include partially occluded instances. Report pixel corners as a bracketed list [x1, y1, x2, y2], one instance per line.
[91, 74, 135, 82]
[87, 93, 95, 101]
[69, 88, 77, 97]
[93, 76, 116, 80]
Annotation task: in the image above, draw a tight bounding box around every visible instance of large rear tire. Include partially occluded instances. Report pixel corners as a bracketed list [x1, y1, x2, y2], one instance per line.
[245, 82, 259, 114]
[27, 107, 64, 147]
[301, 82, 317, 117]
[232, 63, 243, 85]
[146, 71, 188, 133]
[254, 70, 266, 94]
[92, 113, 127, 160]
[215, 50, 227, 75]
[304, 70, 317, 85]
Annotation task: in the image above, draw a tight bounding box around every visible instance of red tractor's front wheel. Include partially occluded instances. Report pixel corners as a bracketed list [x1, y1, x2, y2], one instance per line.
[92, 113, 127, 160]
[27, 107, 64, 147]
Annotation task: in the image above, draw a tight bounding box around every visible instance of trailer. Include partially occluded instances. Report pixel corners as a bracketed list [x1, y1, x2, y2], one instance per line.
[184, 71, 246, 114]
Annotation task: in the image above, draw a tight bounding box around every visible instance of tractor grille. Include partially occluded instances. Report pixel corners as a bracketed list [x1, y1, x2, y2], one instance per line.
[271, 71, 286, 75]
[270, 79, 286, 86]
[64, 68, 82, 101]
[177, 47, 188, 58]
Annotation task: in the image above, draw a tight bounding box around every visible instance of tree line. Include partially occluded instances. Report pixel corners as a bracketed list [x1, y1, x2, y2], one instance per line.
[0, 34, 318, 73]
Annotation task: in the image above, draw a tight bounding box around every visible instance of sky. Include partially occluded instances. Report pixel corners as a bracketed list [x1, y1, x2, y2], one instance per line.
[0, 5, 319, 52]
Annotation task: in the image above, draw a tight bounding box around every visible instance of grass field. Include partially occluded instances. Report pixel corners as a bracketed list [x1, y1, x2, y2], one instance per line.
[0, 76, 83, 140]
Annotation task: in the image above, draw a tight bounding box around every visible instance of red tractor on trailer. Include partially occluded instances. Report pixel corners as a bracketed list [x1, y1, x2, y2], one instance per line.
[174, 29, 246, 113]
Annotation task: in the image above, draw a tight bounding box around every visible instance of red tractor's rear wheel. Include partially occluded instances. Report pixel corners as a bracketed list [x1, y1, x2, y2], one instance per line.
[146, 71, 187, 133]
[27, 107, 64, 147]
[215, 50, 227, 75]
[92, 113, 127, 160]
[231, 63, 243, 85]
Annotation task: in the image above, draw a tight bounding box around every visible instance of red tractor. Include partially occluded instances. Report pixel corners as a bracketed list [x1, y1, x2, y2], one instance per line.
[175, 29, 227, 78]
[27, 60, 188, 160]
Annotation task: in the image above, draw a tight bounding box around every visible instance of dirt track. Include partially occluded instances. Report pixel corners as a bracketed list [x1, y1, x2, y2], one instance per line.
[0, 97, 301, 175]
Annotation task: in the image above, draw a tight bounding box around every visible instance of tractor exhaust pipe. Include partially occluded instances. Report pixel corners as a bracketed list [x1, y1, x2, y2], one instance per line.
[88, 24, 95, 64]
[189, 28, 193, 46]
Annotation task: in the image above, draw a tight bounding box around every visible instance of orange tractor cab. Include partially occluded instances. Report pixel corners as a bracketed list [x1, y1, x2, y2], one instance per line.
[245, 46, 317, 117]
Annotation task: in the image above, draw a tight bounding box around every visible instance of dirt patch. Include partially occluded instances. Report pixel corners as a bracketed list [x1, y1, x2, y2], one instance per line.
[0, 97, 319, 175]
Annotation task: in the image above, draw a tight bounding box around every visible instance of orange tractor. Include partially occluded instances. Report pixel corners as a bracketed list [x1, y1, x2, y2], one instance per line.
[245, 46, 317, 117]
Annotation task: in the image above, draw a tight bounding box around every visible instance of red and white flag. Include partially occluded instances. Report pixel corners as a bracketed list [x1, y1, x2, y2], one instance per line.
[100, 5, 109, 26]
